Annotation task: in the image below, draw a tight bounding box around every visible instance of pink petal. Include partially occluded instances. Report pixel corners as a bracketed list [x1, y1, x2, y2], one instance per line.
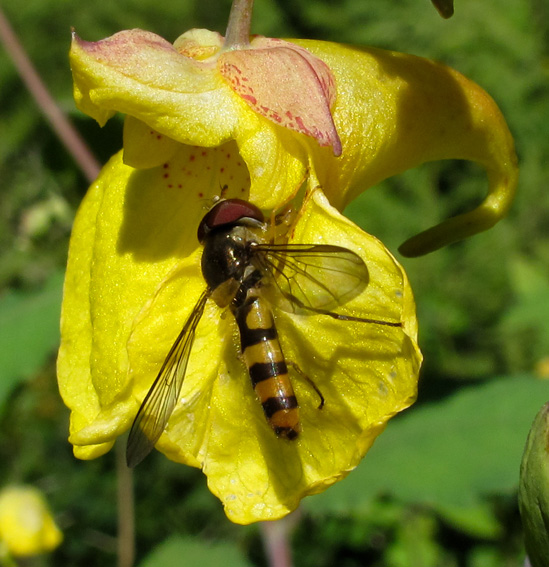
[73, 29, 215, 90]
[219, 38, 342, 156]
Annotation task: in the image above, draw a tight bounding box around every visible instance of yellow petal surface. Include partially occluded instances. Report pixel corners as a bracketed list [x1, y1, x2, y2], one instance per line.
[295, 40, 518, 255]
[58, 143, 421, 522]
[69, 29, 312, 208]
[70, 29, 235, 145]
[70, 29, 517, 250]
[122, 116, 180, 169]
[57, 143, 251, 459]
[129, 188, 420, 523]
[0, 486, 62, 557]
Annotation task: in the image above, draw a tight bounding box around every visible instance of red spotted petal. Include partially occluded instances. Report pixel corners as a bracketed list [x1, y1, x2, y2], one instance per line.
[219, 38, 342, 156]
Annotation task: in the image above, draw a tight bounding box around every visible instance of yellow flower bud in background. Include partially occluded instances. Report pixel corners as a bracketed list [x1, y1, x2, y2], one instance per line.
[0, 486, 62, 558]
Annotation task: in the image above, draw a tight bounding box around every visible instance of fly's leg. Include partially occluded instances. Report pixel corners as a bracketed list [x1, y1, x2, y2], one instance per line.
[287, 360, 325, 409]
[267, 204, 298, 244]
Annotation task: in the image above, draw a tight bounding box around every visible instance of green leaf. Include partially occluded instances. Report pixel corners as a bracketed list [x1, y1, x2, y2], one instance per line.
[508, 256, 549, 298]
[436, 503, 502, 539]
[138, 536, 253, 567]
[0, 271, 64, 409]
[502, 257, 549, 335]
[306, 376, 549, 526]
[386, 510, 442, 567]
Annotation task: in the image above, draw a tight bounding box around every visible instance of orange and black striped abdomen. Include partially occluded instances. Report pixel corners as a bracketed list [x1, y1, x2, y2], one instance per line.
[233, 296, 300, 440]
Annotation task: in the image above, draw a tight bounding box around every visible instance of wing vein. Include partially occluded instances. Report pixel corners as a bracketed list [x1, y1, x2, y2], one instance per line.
[126, 289, 210, 468]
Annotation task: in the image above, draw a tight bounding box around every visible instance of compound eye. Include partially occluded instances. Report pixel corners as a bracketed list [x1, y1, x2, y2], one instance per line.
[197, 199, 265, 242]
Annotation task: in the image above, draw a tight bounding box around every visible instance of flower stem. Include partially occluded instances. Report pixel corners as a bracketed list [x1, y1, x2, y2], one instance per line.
[0, 6, 101, 182]
[260, 513, 298, 567]
[116, 440, 135, 567]
[224, 0, 254, 49]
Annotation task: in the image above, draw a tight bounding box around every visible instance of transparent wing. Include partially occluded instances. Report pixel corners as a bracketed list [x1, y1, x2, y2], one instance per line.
[253, 243, 369, 314]
[126, 289, 210, 468]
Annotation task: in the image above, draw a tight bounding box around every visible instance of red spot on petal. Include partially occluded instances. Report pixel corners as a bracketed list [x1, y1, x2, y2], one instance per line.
[219, 39, 341, 154]
[198, 192, 204, 198]
[163, 163, 169, 169]
[163, 173, 169, 178]
[241, 94, 257, 105]
[190, 155, 195, 161]
[295, 116, 307, 133]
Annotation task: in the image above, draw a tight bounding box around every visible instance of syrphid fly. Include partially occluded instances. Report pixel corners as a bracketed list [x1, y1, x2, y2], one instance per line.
[126, 198, 401, 467]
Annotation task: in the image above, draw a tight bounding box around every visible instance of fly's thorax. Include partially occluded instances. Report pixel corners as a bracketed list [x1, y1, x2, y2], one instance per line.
[201, 225, 262, 305]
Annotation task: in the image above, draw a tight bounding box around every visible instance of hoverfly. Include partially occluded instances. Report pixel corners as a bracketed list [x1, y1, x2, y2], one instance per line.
[126, 198, 401, 467]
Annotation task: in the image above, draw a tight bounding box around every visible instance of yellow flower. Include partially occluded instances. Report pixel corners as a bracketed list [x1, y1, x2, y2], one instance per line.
[0, 486, 62, 557]
[59, 155, 420, 523]
[58, 24, 516, 523]
[69, 27, 518, 255]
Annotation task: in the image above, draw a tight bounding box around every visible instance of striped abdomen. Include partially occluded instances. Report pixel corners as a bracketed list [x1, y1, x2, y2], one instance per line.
[233, 296, 300, 440]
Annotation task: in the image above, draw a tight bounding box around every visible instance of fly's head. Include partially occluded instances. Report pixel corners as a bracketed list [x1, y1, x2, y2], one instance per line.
[198, 199, 268, 305]
[197, 198, 265, 244]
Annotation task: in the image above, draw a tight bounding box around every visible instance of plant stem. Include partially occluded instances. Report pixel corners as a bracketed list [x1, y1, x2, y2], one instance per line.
[116, 440, 135, 567]
[260, 513, 298, 567]
[224, 0, 254, 49]
[0, 7, 101, 182]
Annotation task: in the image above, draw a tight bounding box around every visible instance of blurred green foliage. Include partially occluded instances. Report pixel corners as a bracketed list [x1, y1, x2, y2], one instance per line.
[0, 0, 548, 565]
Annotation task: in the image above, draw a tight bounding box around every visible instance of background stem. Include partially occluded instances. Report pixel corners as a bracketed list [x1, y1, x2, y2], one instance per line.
[0, 7, 101, 182]
[260, 513, 297, 567]
[116, 441, 135, 567]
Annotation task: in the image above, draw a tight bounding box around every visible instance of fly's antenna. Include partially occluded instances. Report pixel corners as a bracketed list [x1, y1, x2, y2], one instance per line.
[199, 185, 229, 215]
[219, 183, 229, 199]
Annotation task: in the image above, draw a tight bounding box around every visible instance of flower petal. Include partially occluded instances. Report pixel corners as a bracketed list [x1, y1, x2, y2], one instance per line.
[219, 37, 341, 155]
[70, 29, 237, 147]
[58, 146, 421, 522]
[58, 144, 251, 458]
[123, 116, 180, 169]
[142, 189, 420, 524]
[294, 40, 518, 255]
[70, 29, 312, 207]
